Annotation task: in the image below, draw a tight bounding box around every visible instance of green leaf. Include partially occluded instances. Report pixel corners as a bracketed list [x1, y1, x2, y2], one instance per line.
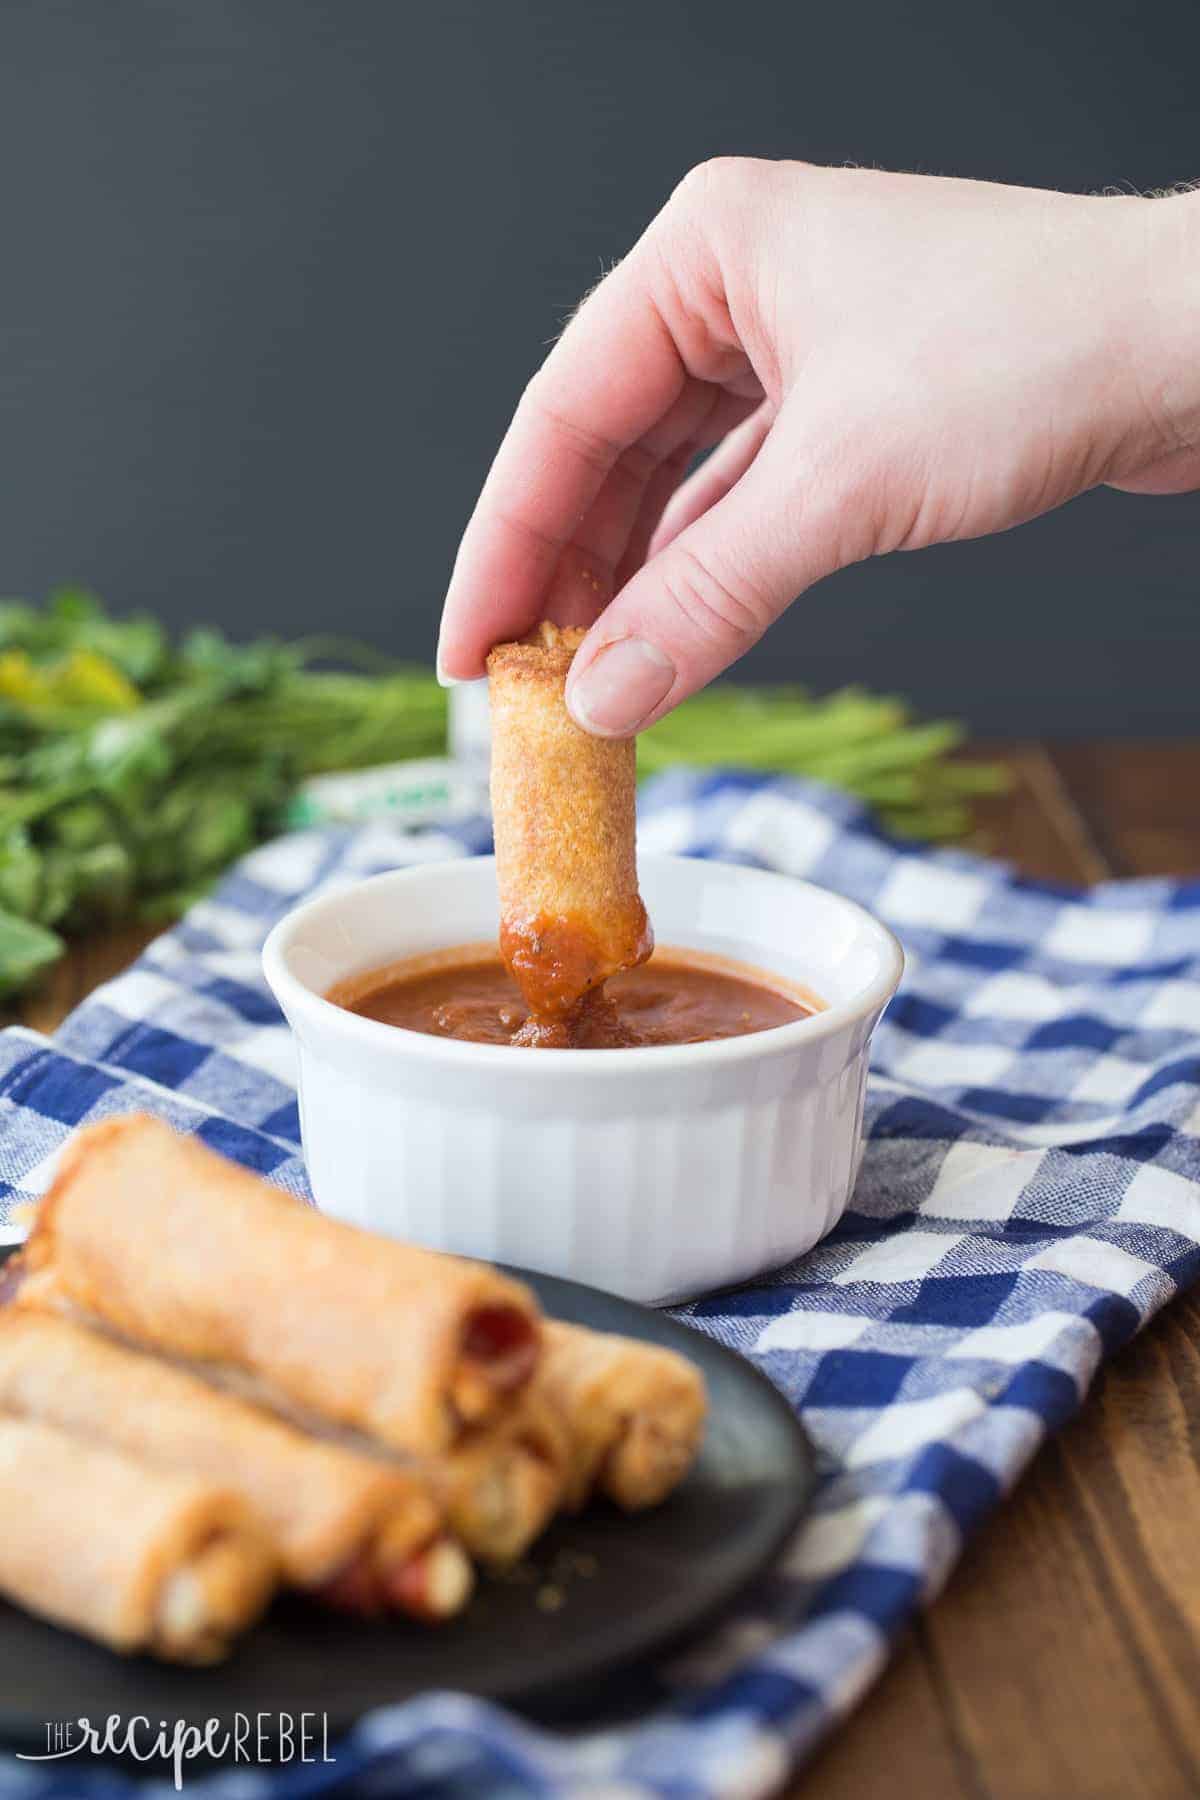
[53, 842, 135, 923]
[0, 907, 63, 995]
[47, 587, 166, 684]
[0, 827, 43, 919]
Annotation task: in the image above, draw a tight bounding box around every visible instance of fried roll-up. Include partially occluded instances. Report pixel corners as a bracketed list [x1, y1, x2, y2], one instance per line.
[260, 1382, 571, 1569]
[0, 1310, 471, 1621]
[0, 1415, 275, 1662]
[538, 1321, 708, 1511]
[435, 1386, 572, 1566]
[17, 1115, 540, 1453]
[487, 622, 652, 1043]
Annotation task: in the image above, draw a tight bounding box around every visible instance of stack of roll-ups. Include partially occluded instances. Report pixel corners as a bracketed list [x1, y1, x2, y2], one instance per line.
[0, 1115, 708, 1662]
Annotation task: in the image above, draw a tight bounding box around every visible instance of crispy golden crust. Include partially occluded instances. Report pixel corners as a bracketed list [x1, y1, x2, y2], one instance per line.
[0, 1310, 444, 1591]
[0, 1415, 275, 1662]
[487, 621, 652, 1029]
[536, 1321, 708, 1511]
[19, 1116, 540, 1455]
[485, 620, 587, 680]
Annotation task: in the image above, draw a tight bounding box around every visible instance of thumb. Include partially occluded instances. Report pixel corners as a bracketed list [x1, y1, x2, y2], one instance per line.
[565, 411, 866, 736]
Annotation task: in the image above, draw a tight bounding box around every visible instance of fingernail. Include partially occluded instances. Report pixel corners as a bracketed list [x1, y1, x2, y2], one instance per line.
[435, 649, 460, 689]
[567, 637, 675, 736]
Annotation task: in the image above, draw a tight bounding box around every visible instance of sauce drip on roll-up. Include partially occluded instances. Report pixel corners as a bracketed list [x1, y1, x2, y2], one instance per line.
[487, 622, 652, 1046]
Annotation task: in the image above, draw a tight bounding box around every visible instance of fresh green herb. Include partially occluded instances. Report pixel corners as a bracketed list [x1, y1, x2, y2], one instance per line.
[639, 685, 1007, 836]
[0, 589, 450, 994]
[0, 591, 1004, 997]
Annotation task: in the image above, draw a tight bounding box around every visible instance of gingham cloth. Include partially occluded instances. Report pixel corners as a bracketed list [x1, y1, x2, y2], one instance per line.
[1, 768, 1198, 1800]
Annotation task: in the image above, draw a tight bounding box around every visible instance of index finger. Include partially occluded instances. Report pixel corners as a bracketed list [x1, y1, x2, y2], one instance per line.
[436, 247, 687, 681]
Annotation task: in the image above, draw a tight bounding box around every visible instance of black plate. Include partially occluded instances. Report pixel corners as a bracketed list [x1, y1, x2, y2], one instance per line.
[0, 1262, 816, 1752]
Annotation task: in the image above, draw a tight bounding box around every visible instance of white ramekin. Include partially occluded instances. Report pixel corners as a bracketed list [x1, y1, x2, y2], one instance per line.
[262, 855, 902, 1305]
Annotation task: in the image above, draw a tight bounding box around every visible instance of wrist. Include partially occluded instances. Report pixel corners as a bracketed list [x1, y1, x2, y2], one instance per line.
[1122, 188, 1200, 466]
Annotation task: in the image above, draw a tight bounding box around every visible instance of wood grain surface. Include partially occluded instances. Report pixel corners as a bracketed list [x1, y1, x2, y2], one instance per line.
[6, 742, 1198, 1800]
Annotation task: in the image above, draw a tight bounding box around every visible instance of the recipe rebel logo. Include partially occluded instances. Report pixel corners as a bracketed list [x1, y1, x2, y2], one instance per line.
[17, 1711, 334, 1789]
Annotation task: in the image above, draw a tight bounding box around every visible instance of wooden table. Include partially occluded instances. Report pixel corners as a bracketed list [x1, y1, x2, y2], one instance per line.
[8, 743, 1200, 1799]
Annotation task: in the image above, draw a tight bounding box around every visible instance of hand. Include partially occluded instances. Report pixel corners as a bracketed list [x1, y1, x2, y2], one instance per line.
[437, 159, 1200, 735]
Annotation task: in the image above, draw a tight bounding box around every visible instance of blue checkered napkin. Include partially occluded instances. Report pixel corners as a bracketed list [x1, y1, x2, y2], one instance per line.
[0, 770, 1198, 1800]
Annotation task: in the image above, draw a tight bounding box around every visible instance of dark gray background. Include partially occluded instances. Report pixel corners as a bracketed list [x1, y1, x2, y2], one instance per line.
[1, 0, 1196, 732]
